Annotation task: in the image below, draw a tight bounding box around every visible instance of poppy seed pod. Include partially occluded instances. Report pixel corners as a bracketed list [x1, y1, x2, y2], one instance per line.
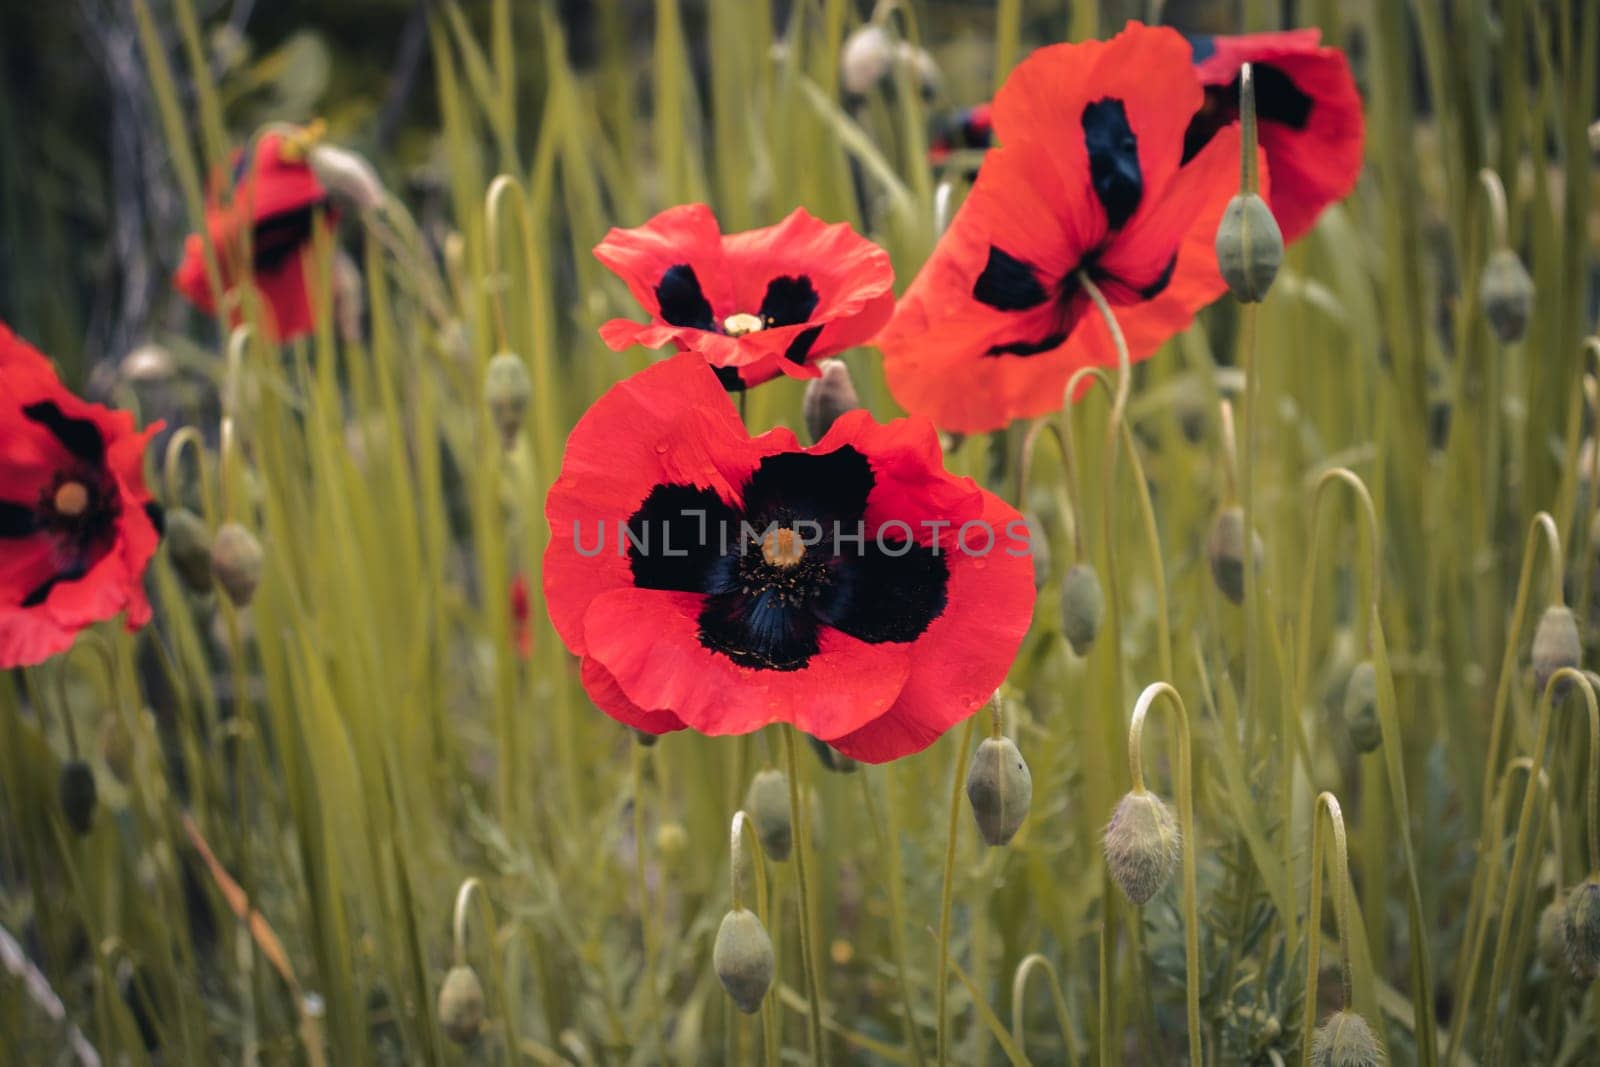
[437, 964, 485, 1045]
[1563, 877, 1600, 982]
[484, 352, 532, 446]
[1532, 605, 1581, 697]
[1059, 562, 1104, 655]
[1478, 248, 1534, 344]
[58, 759, 97, 835]
[1343, 661, 1382, 754]
[965, 735, 1033, 846]
[1538, 898, 1569, 974]
[165, 508, 215, 595]
[1207, 506, 1262, 605]
[1310, 1010, 1385, 1067]
[210, 522, 263, 607]
[745, 768, 793, 862]
[808, 734, 859, 774]
[307, 143, 385, 212]
[1103, 789, 1181, 905]
[1215, 192, 1283, 303]
[714, 908, 775, 1014]
[802, 360, 861, 443]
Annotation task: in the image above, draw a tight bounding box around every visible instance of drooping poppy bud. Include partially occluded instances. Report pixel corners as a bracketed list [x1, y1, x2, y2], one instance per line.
[714, 908, 775, 1014]
[165, 508, 215, 595]
[1059, 563, 1104, 656]
[802, 359, 860, 443]
[1216, 192, 1283, 303]
[437, 964, 485, 1045]
[1538, 898, 1569, 974]
[58, 759, 97, 836]
[1478, 248, 1534, 344]
[840, 24, 894, 97]
[807, 734, 858, 774]
[307, 143, 385, 212]
[1343, 661, 1382, 754]
[1207, 506, 1262, 605]
[1104, 790, 1180, 906]
[484, 352, 532, 446]
[1532, 605, 1581, 697]
[965, 736, 1032, 846]
[1564, 877, 1600, 983]
[211, 522, 263, 606]
[745, 768, 793, 862]
[1310, 1010, 1385, 1067]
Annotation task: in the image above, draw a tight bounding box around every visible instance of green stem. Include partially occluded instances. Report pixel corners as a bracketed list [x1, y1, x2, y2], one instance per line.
[935, 716, 979, 1067]
[860, 771, 929, 1067]
[782, 726, 826, 1066]
[1299, 793, 1356, 1067]
[631, 744, 666, 1059]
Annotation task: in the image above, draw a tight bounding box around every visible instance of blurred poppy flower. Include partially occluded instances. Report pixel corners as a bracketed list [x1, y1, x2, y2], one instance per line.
[594, 205, 895, 391]
[510, 572, 533, 661]
[0, 322, 163, 668]
[879, 22, 1259, 433]
[544, 353, 1035, 763]
[928, 102, 994, 173]
[174, 126, 333, 342]
[1185, 30, 1363, 242]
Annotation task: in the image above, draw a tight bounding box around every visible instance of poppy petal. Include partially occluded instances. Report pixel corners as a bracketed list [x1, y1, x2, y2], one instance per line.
[580, 655, 689, 735]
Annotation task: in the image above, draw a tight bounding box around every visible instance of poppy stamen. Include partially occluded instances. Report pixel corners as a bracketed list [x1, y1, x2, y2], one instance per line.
[761, 528, 806, 568]
[723, 312, 766, 337]
[53, 481, 89, 518]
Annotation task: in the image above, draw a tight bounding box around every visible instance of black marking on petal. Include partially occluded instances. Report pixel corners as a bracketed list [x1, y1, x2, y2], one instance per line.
[741, 447, 874, 529]
[252, 207, 318, 273]
[1081, 98, 1142, 229]
[1135, 252, 1179, 300]
[22, 402, 105, 465]
[785, 325, 824, 366]
[697, 587, 820, 670]
[0, 501, 37, 538]
[821, 536, 949, 644]
[713, 365, 746, 391]
[627, 483, 740, 593]
[656, 264, 716, 330]
[759, 275, 820, 327]
[21, 563, 86, 607]
[144, 501, 167, 537]
[984, 331, 1069, 358]
[1254, 63, 1314, 130]
[973, 248, 1050, 311]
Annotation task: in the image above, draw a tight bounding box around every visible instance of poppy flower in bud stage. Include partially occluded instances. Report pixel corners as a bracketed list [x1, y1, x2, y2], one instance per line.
[1185, 29, 1364, 243]
[928, 103, 995, 172]
[594, 205, 896, 391]
[543, 353, 1036, 763]
[0, 322, 163, 668]
[174, 125, 334, 342]
[879, 22, 1263, 433]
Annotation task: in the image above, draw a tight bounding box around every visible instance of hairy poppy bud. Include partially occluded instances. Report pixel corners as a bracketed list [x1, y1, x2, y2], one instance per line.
[1343, 661, 1382, 754]
[1059, 563, 1104, 655]
[808, 735, 858, 774]
[1538, 898, 1568, 973]
[1564, 877, 1600, 982]
[965, 736, 1033, 846]
[59, 759, 97, 836]
[1207, 507, 1262, 605]
[1478, 248, 1534, 344]
[745, 768, 793, 862]
[437, 964, 485, 1044]
[308, 143, 386, 211]
[484, 352, 532, 446]
[840, 24, 893, 96]
[1215, 192, 1283, 303]
[211, 523, 263, 606]
[1104, 790, 1181, 905]
[1532, 605, 1581, 697]
[165, 508, 215, 595]
[714, 908, 775, 1014]
[802, 360, 860, 443]
[121, 342, 175, 383]
[1310, 1010, 1385, 1067]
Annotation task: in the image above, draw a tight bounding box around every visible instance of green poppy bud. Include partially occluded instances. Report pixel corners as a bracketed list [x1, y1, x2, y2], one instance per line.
[165, 507, 214, 595]
[1532, 605, 1581, 697]
[1478, 248, 1534, 344]
[437, 964, 485, 1045]
[1059, 562, 1104, 655]
[1564, 877, 1600, 983]
[1538, 898, 1568, 974]
[714, 908, 775, 1014]
[1343, 661, 1382, 754]
[656, 821, 689, 871]
[965, 736, 1033, 846]
[1207, 506, 1262, 605]
[1310, 1010, 1385, 1067]
[484, 352, 533, 446]
[808, 735, 858, 774]
[745, 768, 793, 862]
[210, 522, 263, 607]
[58, 759, 97, 836]
[802, 360, 860, 444]
[1103, 789, 1181, 906]
[1215, 192, 1283, 303]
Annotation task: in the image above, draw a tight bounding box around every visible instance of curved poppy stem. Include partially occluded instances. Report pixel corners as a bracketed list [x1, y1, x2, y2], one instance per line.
[729, 810, 778, 1067]
[1477, 167, 1510, 250]
[935, 714, 979, 1067]
[1298, 792, 1356, 1067]
[1011, 953, 1081, 1065]
[1125, 682, 1201, 1067]
[450, 876, 521, 1058]
[1217, 399, 1240, 505]
[1018, 419, 1086, 562]
[781, 725, 826, 1066]
[162, 426, 217, 521]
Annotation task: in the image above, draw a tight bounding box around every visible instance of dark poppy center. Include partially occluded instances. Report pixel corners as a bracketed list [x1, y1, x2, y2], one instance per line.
[653, 264, 826, 391]
[252, 204, 324, 273]
[622, 446, 949, 671]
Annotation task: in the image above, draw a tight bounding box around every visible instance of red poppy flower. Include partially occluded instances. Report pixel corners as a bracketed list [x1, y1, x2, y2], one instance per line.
[594, 205, 896, 390]
[877, 22, 1260, 433]
[1185, 30, 1363, 243]
[510, 572, 533, 661]
[543, 352, 1036, 763]
[928, 103, 995, 168]
[0, 322, 163, 668]
[174, 127, 333, 342]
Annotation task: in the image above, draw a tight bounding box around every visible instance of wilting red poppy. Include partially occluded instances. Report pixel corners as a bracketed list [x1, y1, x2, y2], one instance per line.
[928, 102, 994, 170]
[0, 322, 163, 668]
[1185, 30, 1363, 243]
[510, 572, 533, 661]
[543, 352, 1035, 763]
[878, 22, 1258, 433]
[594, 205, 895, 390]
[174, 126, 333, 342]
